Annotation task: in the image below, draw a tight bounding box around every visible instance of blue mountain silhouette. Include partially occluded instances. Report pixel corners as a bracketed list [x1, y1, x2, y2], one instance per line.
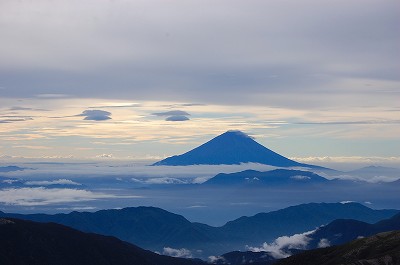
[153, 130, 320, 168]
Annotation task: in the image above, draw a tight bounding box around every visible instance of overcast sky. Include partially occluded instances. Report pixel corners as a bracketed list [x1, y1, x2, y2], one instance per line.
[0, 0, 399, 162]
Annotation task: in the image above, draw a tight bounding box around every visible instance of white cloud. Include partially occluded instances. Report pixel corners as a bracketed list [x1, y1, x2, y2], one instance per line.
[162, 247, 193, 258]
[145, 177, 188, 184]
[131, 177, 189, 184]
[208, 255, 227, 264]
[340, 201, 355, 204]
[25, 179, 81, 186]
[333, 175, 399, 183]
[290, 175, 311, 180]
[317, 238, 330, 248]
[0, 187, 140, 206]
[96, 154, 114, 158]
[291, 157, 400, 170]
[2, 179, 19, 184]
[247, 229, 316, 259]
[192, 176, 211, 184]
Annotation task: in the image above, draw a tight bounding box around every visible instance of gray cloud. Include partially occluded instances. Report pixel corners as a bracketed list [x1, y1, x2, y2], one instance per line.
[9, 106, 49, 111]
[89, 103, 141, 109]
[78, 110, 111, 121]
[0, 117, 33, 123]
[153, 110, 191, 116]
[153, 110, 190, 122]
[165, 115, 190, 122]
[296, 120, 400, 125]
[0, 0, 398, 109]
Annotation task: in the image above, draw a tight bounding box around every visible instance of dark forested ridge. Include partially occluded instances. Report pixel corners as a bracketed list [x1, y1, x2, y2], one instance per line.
[0, 217, 205, 265]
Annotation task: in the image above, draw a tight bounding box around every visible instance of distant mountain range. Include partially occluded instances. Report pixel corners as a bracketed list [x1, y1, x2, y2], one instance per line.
[153, 130, 324, 168]
[0, 218, 205, 265]
[0, 166, 25, 172]
[2, 212, 399, 265]
[275, 230, 400, 265]
[213, 212, 400, 265]
[1, 202, 397, 258]
[203, 169, 329, 185]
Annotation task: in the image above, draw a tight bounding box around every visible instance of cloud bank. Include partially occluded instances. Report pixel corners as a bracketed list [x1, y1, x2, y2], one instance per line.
[25, 179, 81, 186]
[0, 187, 140, 206]
[247, 229, 316, 259]
[162, 247, 193, 258]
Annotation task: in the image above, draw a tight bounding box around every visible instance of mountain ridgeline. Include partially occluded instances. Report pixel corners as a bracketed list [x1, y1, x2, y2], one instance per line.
[213, 212, 400, 264]
[1, 202, 397, 258]
[153, 130, 323, 168]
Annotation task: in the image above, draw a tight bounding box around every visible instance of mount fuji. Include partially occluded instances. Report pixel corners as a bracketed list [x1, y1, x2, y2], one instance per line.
[153, 130, 322, 168]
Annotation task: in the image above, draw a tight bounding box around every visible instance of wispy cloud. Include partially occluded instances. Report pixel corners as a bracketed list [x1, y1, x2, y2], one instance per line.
[8, 106, 49, 112]
[131, 177, 188, 185]
[152, 110, 191, 117]
[296, 120, 400, 125]
[0, 117, 33, 123]
[36, 94, 69, 98]
[25, 179, 81, 186]
[162, 247, 193, 258]
[0, 187, 141, 206]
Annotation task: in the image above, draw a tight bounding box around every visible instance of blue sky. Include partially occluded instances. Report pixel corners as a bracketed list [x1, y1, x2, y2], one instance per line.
[0, 0, 399, 163]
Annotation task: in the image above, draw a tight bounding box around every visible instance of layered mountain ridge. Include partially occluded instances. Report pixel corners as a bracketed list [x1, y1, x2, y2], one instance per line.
[1, 202, 397, 258]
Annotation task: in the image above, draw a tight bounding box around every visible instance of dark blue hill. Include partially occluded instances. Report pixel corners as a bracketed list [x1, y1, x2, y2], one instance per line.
[307, 212, 400, 249]
[275, 231, 400, 265]
[0, 217, 205, 265]
[220, 202, 398, 245]
[203, 169, 328, 185]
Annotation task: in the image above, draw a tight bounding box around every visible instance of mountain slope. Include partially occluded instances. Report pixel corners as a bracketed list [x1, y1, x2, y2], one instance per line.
[220, 202, 398, 245]
[153, 130, 319, 167]
[211, 251, 277, 265]
[0, 206, 221, 251]
[307, 212, 400, 249]
[275, 230, 400, 265]
[0, 218, 205, 265]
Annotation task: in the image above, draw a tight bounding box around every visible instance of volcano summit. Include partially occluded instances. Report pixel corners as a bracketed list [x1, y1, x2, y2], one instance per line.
[153, 130, 320, 168]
